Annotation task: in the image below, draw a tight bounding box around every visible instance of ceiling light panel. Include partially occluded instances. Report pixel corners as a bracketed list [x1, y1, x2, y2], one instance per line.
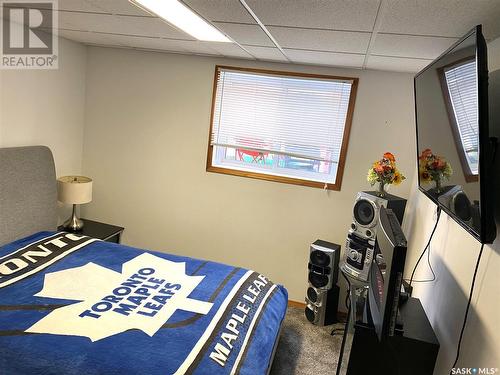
[130, 0, 231, 42]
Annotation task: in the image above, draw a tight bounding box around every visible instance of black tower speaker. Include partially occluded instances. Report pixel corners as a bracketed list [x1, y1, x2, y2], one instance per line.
[305, 239, 340, 326]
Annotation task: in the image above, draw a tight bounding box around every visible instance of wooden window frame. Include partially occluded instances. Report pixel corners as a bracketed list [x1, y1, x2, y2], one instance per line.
[437, 57, 479, 183]
[205, 65, 358, 191]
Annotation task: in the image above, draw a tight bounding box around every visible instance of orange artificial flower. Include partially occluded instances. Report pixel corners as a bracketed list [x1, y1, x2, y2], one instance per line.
[420, 148, 433, 160]
[367, 152, 405, 187]
[383, 152, 395, 162]
[418, 148, 452, 183]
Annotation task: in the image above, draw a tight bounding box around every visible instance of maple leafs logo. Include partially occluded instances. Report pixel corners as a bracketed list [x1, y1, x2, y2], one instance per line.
[26, 253, 213, 341]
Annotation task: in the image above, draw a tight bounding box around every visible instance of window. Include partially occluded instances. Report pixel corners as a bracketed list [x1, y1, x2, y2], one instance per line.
[439, 58, 479, 182]
[206, 66, 358, 190]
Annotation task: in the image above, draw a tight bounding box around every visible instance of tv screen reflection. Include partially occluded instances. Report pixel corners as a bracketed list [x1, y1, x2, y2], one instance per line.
[415, 31, 482, 233]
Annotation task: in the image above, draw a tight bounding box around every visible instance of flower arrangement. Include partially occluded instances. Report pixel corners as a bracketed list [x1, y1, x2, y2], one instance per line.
[367, 152, 405, 196]
[418, 148, 452, 192]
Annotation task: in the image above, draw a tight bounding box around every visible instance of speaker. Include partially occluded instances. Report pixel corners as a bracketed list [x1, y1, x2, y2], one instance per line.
[305, 285, 340, 326]
[305, 240, 340, 326]
[342, 191, 406, 282]
[308, 240, 340, 290]
[437, 185, 473, 222]
[351, 191, 406, 239]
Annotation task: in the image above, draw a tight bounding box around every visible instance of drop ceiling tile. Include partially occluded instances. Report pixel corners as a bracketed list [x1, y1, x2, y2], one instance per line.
[123, 17, 194, 39]
[381, 0, 500, 40]
[34, 0, 143, 18]
[58, 29, 120, 46]
[39, 0, 153, 16]
[182, 0, 254, 23]
[243, 46, 287, 62]
[60, 29, 223, 56]
[31, 0, 105, 12]
[172, 40, 222, 55]
[101, 34, 189, 52]
[372, 34, 458, 60]
[61, 0, 105, 13]
[58, 12, 194, 40]
[52, 0, 162, 17]
[214, 22, 273, 47]
[91, 0, 154, 16]
[207, 42, 254, 59]
[245, 0, 379, 32]
[268, 26, 370, 54]
[366, 55, 432, 73]
[283, 49, 365, 68]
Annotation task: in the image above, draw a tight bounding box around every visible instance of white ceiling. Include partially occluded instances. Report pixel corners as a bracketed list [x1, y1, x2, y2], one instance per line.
[44, 0, 500, 72]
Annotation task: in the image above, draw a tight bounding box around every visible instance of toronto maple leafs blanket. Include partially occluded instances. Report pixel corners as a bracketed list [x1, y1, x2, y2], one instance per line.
[0, 231, 288, 375]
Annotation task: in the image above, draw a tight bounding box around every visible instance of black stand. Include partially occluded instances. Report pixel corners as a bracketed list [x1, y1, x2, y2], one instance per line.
[337, 297, 439, 375]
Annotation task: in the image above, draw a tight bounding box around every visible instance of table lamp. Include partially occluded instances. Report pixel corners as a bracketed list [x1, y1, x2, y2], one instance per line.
[57, 175, 93, 231]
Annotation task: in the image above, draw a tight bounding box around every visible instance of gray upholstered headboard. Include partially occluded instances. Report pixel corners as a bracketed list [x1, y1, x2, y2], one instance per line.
[0, 146, 57, 246]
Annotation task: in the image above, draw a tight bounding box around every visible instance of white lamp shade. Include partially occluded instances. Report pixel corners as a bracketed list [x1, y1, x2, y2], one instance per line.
[57, 176, 93, 204]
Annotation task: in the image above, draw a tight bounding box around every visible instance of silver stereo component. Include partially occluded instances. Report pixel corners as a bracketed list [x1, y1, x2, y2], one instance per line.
[308, 241, 340, 290]
[305, 240, 340, 326]
[341, 231, 376, 282]
[304, 285, 339, 326]
[341, 191, 406, 283]
[350, 192, 389, 240]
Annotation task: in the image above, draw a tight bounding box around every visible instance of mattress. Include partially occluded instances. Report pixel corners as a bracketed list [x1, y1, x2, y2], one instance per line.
[0, 232, 288, 375]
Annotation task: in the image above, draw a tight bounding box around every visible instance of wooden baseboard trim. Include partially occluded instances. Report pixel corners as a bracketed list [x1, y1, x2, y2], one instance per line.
[288, 300, 349, 323]
[288, 300, 306, 308]
[337, 311, 348, 322]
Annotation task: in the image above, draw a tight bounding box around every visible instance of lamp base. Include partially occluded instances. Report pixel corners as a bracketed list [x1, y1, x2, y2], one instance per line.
[63, 204, 84, 232]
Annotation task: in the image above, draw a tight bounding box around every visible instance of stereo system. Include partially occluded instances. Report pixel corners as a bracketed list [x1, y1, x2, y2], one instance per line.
[341, 191, 406, 282]
[305, 239, 340, 326]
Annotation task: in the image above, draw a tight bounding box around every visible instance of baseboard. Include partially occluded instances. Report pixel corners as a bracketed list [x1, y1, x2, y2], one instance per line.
[288, 300, 348, 323]
[337, 310, 348, 322]
[288, 300, 306, 308]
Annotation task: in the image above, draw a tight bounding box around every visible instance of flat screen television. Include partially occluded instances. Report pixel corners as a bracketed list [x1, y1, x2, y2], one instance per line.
[368, 207, 407, 341]
[414, 25, 496, 243]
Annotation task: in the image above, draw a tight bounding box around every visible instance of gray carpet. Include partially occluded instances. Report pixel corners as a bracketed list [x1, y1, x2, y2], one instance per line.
[269, 307, 345, 375]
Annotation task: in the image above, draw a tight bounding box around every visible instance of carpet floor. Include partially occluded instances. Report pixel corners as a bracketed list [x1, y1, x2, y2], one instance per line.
[269, 307, 345, 375]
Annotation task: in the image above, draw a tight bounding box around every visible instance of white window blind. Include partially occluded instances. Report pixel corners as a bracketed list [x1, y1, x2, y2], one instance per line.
[444, 60, 479, 174]
[210, 68, 354, 164]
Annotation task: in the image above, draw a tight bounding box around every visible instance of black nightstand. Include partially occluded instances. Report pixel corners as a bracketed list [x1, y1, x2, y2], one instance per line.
[58, 219, 124, 243]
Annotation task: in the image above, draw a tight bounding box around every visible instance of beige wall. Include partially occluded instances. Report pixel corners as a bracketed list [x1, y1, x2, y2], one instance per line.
[0, 37, 87, 222]
[81, 46, 416, 303]
[403, 37, 500, 374]
[489, 37, 500, 71]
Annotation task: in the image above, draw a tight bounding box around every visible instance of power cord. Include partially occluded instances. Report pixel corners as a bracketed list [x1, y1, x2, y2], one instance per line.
[342, 272, 351, 311]
[425, 241, 437, 282]
[450, 243, 486, 374]
[409, 206, 442, 288]
[405, 242, 436, 284]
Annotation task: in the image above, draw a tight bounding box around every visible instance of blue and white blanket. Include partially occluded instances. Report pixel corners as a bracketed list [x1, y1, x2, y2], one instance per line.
[0, 232, 288, 374]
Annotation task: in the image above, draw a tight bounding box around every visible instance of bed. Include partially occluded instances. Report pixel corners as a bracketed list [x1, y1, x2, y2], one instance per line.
[0, 146, 288, 375]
